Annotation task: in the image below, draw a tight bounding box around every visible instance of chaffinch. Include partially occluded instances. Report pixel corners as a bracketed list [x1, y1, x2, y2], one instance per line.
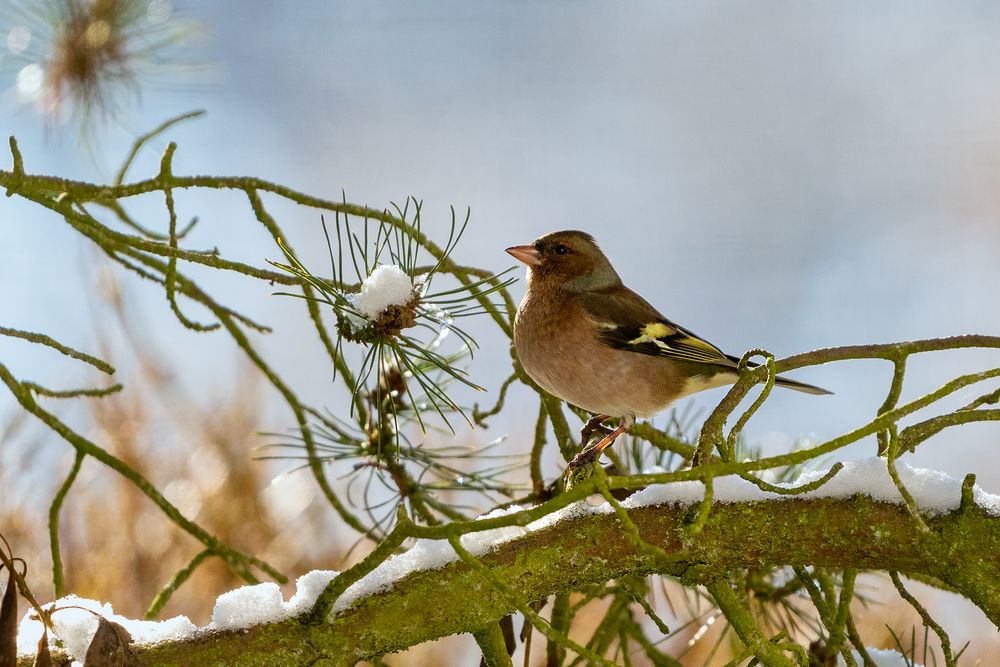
[506, 230, 830, 459]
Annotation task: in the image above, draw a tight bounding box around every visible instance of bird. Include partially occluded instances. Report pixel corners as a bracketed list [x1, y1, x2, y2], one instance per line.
[505, 230, 830, 464]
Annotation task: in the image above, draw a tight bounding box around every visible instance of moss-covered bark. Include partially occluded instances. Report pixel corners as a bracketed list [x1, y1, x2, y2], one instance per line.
[23, 497, 1000, 666]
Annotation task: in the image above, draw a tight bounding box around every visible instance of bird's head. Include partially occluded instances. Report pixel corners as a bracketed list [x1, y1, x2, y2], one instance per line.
[506, 230, 621, 292]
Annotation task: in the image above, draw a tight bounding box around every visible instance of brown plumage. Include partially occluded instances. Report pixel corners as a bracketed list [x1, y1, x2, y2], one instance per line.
[506, 230, 830, 457]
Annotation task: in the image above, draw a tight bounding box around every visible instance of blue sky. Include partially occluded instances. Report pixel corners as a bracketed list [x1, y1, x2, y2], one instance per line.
[4, 0, 1000, 504]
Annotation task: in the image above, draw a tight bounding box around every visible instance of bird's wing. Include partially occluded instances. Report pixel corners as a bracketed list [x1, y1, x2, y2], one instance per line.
[576, 287, 737, 367]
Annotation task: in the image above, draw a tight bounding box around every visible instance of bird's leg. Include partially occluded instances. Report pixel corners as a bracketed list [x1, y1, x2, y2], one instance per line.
[579, 414, 612, 448]
[568, 414, 636, 469]
[591, 413, 635, 454]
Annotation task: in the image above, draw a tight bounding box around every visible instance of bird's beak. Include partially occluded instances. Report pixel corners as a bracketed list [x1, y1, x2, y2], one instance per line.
[505, 244, 542, 267]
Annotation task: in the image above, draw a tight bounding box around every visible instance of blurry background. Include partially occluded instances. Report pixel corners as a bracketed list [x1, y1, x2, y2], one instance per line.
[2, 1, 1000, 664]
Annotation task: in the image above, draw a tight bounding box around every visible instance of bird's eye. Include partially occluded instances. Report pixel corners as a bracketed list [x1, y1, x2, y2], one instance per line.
[554, 244, 569, 255]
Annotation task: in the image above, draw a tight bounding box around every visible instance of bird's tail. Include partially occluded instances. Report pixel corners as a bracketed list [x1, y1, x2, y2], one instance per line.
[773, 375, 832, 396]
[723, 354, 832, 395]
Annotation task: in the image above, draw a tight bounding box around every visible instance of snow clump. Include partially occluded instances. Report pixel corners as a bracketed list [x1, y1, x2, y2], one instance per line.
[355, 265, 415, 319]
[16, 595, 195, 662]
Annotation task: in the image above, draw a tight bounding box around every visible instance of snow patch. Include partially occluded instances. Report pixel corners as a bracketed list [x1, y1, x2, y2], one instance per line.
[623, 457, 1000, 516]
[284, 569, 340, 616]
[355, 265, 415, 319]
[333, 505, 529, 614]
[332, 538, 453, 614]
[210, 570, 342, 629]
[525, 500, 602, 533]
[211, 582, 286, 630]
[459, 505, 529, 554]
[16, 595, 195, 661]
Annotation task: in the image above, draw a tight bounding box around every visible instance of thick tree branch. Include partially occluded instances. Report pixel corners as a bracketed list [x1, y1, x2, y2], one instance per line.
[26, 496, 996, 666]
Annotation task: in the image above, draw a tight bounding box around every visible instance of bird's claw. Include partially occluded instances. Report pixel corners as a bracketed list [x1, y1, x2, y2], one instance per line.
[579, 415, 612, 448]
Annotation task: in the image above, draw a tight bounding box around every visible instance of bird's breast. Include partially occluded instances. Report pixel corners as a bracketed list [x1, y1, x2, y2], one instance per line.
[513, 291, 685, 417]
